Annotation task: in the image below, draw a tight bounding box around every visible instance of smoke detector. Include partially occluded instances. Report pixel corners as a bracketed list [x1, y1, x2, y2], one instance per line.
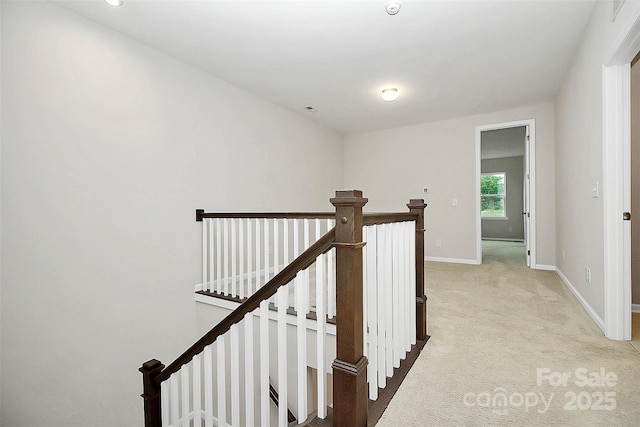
[385, 2, 401, 15]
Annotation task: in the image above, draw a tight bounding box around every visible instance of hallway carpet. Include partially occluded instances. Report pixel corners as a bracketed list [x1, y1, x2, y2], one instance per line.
[376, 243, 640, 426]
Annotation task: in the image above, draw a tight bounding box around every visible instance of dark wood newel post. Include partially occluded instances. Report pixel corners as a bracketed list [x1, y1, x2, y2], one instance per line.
[331, 190, 368, 427]
[407, 199, 428, 341]
[140, 359, 164, 427]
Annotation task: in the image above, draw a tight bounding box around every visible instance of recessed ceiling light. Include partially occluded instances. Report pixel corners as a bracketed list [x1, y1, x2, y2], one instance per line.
[381, 88, 399, 102]
[104, 0, 124, 7]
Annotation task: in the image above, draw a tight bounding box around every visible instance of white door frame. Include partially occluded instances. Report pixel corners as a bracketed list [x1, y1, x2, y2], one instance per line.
[602, 3, 640, 341]
[475, 120, 536, 267]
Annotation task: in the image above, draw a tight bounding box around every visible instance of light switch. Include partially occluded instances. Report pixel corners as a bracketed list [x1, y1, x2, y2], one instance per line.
[592, 181, 599, 198]
[452, 198, 458, 206]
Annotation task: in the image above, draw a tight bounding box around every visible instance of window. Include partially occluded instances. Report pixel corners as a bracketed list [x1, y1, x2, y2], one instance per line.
[481, 172, 506, 218]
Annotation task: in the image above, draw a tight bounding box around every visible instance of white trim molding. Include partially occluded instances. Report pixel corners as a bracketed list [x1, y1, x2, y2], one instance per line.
[534, 264, 556, 272]
[556, 269, 605, 334]
[600, 2, 640, 341]
[424, 256, 480, 265]
[602, 63, 631, 341]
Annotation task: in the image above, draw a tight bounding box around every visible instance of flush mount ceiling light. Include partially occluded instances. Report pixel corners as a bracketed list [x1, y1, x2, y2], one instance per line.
[385, 2, 401, 15]
[381, 87, 399, 102]
[104, 0, 124, 6]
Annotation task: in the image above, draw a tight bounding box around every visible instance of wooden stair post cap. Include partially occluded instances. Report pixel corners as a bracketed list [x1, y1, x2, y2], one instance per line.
[330, 190, 368, 206]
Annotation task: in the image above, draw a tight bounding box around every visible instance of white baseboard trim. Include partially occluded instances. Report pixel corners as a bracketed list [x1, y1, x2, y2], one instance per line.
[556, 268, 605, 333]
[632, 304, 640, 313]
[425, 256, 480, 265]
[534, 264, 556, 271]
[482, 238, 525, 242]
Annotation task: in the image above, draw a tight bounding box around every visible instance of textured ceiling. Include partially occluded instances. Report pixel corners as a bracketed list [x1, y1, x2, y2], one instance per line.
[54, 0, 596, 134]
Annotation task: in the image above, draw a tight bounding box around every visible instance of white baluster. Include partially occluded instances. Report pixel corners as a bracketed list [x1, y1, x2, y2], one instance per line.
[263, 219, 270, 284]
[385, 224, 394, 377]
[295, 218, 308, 423]
[247, 219, 253, 297]
[293, 218, 300, 313]
[202, 218, 208, 291]
[316, 252, 327, 418]
[231, 324, 240, 426]
[392, 222, 401, 368]
[402, 222, 410, 353]
[377, 225, 387, 388]
[363, 225, 368, 360]
[170, 373, 179, 427]
[303, 219, 310, 304]
[284, 219, 289, 266]
[193, 354, 202, 427]
[274, 219, 280, 279]
[255, 219, 262, 291]
[231, 219, 237, 298]
[277, 284, 288, 426]
[223, 219, 229, 296]
[244, 313, 255, 427]
[217, 338, 226, 427]
[366, 225, 379, 400]
[181, 364, 190, 427]
[260, 300, 270, 426]
[208, 219, 214, 293]
[327, 219, 336, 319]
[204, 345, 214, 427]
[161, 381, 170, 427]
[216, 219, 222, 294]
[239, 219, 245, 299]
[410, 221, 417, 345]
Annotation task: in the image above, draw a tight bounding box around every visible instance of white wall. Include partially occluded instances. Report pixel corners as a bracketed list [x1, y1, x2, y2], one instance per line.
[0, 2, 343, 426]
[555, 0, 640, 322]
[343, 103, 555, 266]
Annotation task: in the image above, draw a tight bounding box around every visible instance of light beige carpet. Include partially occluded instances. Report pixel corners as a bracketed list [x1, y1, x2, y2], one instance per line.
[376, 241, 640, 426]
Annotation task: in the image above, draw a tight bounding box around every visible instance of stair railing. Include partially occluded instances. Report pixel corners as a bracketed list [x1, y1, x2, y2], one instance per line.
[140, 191, 427, 427]
[195, 210, 336, 308]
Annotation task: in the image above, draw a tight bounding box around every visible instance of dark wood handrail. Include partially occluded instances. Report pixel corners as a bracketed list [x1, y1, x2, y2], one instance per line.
[363, 212, 418, 225]
[196, 209, 335, 221]
[196, 210, 418, 224]
[157, 227, 336, 383]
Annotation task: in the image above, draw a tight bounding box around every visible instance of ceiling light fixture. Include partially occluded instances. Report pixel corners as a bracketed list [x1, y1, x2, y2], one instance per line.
[385, 2, 401, 15]
[381, 87, 399, 102]
[104, 0, 124, 7]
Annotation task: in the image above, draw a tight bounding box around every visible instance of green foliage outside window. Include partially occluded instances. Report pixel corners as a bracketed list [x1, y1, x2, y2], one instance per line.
[481, 173, 506, 217]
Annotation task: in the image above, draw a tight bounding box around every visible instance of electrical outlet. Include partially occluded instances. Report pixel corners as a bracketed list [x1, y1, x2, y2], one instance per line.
[585, 267, 591, 284]
[452, 199, 458, 206]
[562, 249, 566, 260]
[436, 239, 442, 247]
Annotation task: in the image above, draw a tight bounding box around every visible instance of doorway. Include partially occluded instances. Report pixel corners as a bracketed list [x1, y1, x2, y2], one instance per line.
[475, 120, 535, 267]
[480, 126, 527, 266]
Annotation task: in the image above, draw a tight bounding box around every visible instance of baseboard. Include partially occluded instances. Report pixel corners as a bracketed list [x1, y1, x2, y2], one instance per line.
[534, 264, 556, 271]
[556, 268, 605, 333]
[482, 238, 525, 242]
[632, 304, 640, 313]
[424, 256, 480, 265]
